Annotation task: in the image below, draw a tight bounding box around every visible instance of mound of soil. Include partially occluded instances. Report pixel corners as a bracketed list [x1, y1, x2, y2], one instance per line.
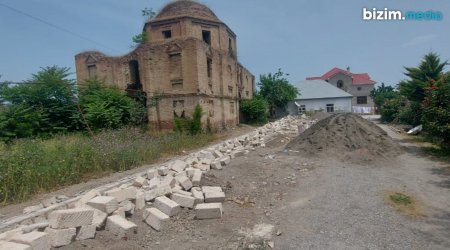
[286, 113, 402, 163]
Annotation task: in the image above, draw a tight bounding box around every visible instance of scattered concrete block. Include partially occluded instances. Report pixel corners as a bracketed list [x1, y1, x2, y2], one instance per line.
[195, 203, 223, 219]
[146, 169, 158, 179]
[198, 150, 215, 160]
[171, 193, 195, 208]
[191, 170, 202, 186]
[191, 188, 204, 205]
[204, 192, 226, 203]
[0, 228, 23, 242]
[185, 167, 196, 178]
[135, 190, 145, 210]
[105, 215, 137, 237]
[104, 187, 137, 203]
[158, 166, 169, 176]
[11, 231, 50, 250]
[76, 189, 101, 207]
[153, 196, 181, 217]
[160, 175, 176, 188]
[148, 177, 161, 189]
[173, 189, 192, 197]
[144, 184, 171, 201]
[193, 163, 210, 171]
[200, 158, 213, 165]
[75, 225, 96, 240]
[219, 156, 231, 166]
[48, 208, 94, 229]
[201, 186, 223, 193]
[170, 160, 188, 173]
[175, 175, 192, 191]
[212, 150, 224, 158]
[87, 196, 118, 214]
[0, 241, 31, 250]
[32, 216, 48, 224]
[132, 176, 147, 187]
[119, 200, 135, 216]
[21, 222, 49, 234]
[143, 208, 169, 231]
[184, 157, 198, 166]
[112, 207, 126, 218]
[44, 227, 76, 248]
[210, 161, 222, 170]
[23, 204, 44, 214]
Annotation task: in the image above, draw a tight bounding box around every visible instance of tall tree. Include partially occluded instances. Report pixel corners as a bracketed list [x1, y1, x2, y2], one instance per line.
[398, 52, 447, 103]
[258, 69, 299, 117]
[370, 82, 398, 108]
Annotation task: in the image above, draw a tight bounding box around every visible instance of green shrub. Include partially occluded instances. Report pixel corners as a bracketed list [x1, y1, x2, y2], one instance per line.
[240, 97, 269, 125]
[78, 79, 146, 131]
[380, 96, 407, 122]
[173, 104, 203, 135]
[422, 75, 450, 146]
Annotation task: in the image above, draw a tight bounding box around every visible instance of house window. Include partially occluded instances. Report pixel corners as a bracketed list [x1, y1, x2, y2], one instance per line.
[169, 53, 182, 87]
[87, 65, 97, 78]
[326, 104, 334, 113]
[128, 60, 141, 85]
[206, 58, 212, 78]
[357, 96, 367, 104]
[246, 91, 249, 97]
[298, 105, 306, 114]
[162, 30, 172, 39]
[357, 87, 362, 91]
[202, 30, 211, 45]
[228, 38, 234, 57]
[337, 80, 344, 88]
[230, 102, 235, 114]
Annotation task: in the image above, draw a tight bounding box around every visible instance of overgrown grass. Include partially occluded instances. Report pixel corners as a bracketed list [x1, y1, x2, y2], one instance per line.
[0, 128, 216, 204]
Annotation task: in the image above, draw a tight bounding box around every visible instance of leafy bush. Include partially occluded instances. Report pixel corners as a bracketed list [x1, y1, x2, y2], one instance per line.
[380, 96, 407, 123]
[397, 101, 422, 126]
[78, 79, 146, 130]
[0, 128, 215, 203]
[174, 104, 203, 135]
[240, 97, 269, 124]
[422, 75, 450, 146]
[370, 82, 399, 109]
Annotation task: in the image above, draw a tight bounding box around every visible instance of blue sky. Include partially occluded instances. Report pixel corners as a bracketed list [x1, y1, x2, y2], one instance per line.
[0, 0, 449, 86]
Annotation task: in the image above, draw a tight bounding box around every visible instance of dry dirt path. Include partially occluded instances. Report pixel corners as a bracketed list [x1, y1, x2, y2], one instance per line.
[60, 117, 450, 250]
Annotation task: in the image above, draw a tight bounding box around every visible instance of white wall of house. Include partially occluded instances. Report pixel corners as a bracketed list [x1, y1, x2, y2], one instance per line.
[287, 97, 352, 115]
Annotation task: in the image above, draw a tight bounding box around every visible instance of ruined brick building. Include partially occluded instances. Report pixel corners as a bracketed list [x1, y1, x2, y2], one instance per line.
[75, 0, 254, 130]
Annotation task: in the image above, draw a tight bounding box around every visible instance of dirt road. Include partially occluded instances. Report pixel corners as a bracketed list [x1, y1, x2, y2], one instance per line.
[61, 116, 450, 250]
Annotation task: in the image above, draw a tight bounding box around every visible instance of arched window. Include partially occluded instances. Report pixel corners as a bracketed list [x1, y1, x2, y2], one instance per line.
[337, 80, 344, 88]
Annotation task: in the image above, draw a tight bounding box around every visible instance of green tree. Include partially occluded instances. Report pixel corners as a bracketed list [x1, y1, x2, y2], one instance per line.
[422, 74, 450, 147]
[0, 66, 80, 139]
[399, 52, 447, 103]
[258, 69, 299, 117]
[370, 82, 399, 108]
[240, 95, 269, 124]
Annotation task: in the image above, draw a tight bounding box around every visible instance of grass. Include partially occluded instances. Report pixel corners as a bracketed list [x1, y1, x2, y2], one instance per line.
[0, 127, 216, 204]
[384, 191, 424, 218]
[389, 192, 412, 205]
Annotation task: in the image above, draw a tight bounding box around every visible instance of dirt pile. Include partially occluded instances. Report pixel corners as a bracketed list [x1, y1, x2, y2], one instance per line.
[286, 113, 402, 163]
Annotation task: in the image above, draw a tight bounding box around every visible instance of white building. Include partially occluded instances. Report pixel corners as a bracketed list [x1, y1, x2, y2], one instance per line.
[287, 80, 353, 115]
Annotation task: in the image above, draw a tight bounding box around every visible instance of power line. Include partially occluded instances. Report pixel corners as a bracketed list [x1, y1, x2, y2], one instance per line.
[0, 2, 120, 53]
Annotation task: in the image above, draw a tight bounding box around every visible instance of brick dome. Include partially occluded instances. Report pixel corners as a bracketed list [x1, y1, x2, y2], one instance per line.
[154, 0, 220, 22]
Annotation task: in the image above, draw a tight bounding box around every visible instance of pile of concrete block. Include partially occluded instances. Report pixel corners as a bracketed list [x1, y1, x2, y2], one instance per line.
[0, 115, 314, 249]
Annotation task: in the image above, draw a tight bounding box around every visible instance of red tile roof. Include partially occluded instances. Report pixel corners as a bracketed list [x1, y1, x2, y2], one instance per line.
[306, 67, 376, 85]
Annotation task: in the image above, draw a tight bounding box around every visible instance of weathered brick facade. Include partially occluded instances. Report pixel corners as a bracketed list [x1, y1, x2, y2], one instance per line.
[75, 0, 254, 130]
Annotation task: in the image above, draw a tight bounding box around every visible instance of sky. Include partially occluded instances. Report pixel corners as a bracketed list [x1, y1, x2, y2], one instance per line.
[0, 0, 449, 86]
